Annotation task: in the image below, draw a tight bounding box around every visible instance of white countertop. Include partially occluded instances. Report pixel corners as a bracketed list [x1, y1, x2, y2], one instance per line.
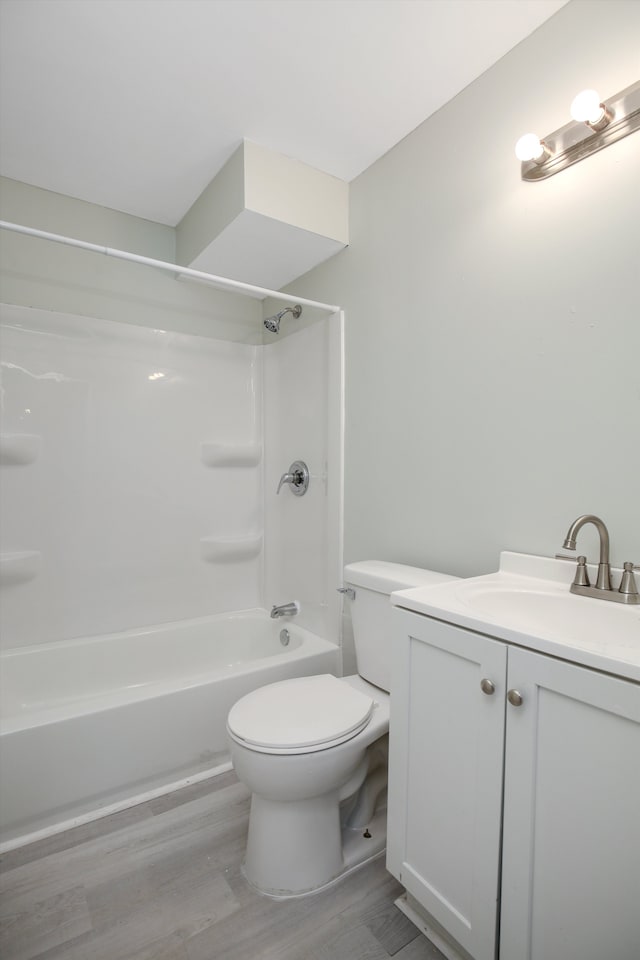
[391, 552, 640, 683]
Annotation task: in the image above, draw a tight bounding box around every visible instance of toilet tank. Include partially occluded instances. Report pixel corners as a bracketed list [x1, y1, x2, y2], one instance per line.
[343, 561, 459, 691]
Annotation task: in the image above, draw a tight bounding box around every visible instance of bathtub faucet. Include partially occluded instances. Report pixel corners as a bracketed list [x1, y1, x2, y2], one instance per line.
[270, 601, 300, 619]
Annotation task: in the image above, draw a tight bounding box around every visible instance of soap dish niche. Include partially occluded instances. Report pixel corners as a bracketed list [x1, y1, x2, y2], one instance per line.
[0, 434, 41, 466]
[201, 443, 261, 468]
[200, 534, 263, 563]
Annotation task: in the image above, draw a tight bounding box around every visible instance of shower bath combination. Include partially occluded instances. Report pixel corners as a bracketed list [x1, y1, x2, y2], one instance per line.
[263, 304, 302, 334]
[0, 225, 343, 855]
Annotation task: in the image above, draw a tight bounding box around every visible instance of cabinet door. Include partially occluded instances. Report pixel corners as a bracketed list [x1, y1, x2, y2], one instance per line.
[500, 647, 640, 960]
[387, 609, 507, 960]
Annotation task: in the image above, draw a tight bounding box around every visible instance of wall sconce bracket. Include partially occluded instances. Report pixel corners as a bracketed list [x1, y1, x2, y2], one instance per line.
[521, 80, 640, 181]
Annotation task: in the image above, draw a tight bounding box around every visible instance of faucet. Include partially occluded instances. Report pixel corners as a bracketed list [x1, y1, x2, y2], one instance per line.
[270, 601, 300, 619]
[561, 514, 639, 604]
[562, 514, 612, 590]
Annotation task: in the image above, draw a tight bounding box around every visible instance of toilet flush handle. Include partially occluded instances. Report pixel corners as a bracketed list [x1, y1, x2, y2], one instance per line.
[337, 587, 355, 601]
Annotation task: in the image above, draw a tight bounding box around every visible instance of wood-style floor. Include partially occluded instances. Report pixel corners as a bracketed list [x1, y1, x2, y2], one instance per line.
[0, 770, 445, 960]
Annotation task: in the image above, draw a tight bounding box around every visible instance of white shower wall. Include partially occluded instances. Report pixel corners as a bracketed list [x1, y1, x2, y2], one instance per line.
[0, 304, 262, 648]
[0, 303, 341, 651]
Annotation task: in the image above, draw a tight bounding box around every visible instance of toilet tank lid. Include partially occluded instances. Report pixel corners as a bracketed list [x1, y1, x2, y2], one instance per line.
[344, 560, 458, 593]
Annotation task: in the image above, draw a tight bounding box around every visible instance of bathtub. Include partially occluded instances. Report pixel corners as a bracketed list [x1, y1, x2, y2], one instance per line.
[0, 609, 338, 850]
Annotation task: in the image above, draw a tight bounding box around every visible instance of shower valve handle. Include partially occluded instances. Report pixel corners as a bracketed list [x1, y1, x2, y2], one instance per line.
[276, 460, 309, 496]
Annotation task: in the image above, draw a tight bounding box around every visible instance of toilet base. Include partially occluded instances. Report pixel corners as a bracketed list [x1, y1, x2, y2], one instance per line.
[243, 801, 388, 899]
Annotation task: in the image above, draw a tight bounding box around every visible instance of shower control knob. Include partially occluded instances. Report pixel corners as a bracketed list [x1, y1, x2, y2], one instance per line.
[480, 678, 495, 696]
[507, 689, 524, 707]
[276, 460, 309, 496]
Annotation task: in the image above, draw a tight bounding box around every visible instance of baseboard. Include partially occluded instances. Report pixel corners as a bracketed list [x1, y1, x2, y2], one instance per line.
[0, 760, 233, 854]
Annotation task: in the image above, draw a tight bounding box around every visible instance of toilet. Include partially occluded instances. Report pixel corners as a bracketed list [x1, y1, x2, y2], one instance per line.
[226, 560, 458, 898]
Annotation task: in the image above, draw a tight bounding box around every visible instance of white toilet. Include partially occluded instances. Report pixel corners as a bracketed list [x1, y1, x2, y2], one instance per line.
[226, 561, 458, 898]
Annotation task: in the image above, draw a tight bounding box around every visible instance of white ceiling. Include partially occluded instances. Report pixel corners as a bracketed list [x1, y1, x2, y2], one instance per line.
[0, 0, 567, 227]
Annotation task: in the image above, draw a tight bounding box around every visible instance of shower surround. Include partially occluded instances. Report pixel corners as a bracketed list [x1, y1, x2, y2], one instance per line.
[0, 301, 343, 846]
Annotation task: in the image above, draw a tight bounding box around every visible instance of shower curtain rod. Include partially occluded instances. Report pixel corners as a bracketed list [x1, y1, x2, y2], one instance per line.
[0, 220, 341, 314]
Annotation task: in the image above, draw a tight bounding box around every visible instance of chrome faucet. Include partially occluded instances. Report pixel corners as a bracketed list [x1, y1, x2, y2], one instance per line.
[561, 514, 639, 604]
[270, 601, 300, 619]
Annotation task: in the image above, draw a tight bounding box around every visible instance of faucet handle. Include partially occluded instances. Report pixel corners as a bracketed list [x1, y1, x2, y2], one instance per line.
[276, 472, 294, 494]
[276, 460, 309, 496]
[555, 554, 590, 586]
[572, 555, 591, 587]
[619, 562, 640, 597]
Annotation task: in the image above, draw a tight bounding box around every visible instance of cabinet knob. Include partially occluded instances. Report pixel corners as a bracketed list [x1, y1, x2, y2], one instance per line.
[480, 678, 495, 696]
[507, 689, 524, 707]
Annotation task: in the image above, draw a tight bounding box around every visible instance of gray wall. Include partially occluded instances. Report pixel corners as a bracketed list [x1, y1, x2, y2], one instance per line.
[287, 0, 640, 576]
[0, 177, 261, 341]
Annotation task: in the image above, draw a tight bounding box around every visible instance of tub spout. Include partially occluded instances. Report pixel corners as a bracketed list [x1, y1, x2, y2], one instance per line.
[270, 601, 300, 619]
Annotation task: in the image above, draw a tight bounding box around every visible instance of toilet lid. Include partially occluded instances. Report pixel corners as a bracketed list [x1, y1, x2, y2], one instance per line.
[227, 674, 374, 751]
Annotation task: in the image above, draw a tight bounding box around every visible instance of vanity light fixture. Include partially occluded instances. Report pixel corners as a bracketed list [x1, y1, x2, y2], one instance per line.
[516, 79, 640, 181]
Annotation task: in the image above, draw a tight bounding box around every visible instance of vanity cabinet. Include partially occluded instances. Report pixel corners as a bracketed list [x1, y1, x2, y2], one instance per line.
[387, 607, 640, 960]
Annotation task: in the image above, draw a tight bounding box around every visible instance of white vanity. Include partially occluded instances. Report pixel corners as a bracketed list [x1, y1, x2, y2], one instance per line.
[386, 551, 640, 960]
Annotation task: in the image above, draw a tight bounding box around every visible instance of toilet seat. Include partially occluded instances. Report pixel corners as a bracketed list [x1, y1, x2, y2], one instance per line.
[227, 674, 375, 755]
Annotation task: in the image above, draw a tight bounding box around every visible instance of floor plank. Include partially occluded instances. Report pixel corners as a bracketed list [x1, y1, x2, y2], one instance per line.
[0, 772, 445, 960]
[0, 885, 92, 960]
[363, 901, 421, 955]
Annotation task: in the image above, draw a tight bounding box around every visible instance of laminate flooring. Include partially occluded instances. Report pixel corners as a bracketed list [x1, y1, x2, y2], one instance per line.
[0, 770, 446, 960]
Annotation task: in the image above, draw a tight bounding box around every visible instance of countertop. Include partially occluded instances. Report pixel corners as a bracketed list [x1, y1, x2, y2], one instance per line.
[391, 552, 640, 683]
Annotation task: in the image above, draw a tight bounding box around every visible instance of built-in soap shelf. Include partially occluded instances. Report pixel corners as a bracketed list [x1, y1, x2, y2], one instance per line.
[0, 434, 41, 466]
[200, 442, 261, 468]
[200, 534, 263, 563]
[0, 550, 42, 586]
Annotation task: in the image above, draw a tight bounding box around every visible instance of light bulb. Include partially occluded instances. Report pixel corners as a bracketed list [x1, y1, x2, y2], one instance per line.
[515, 133, 546, 163]
[570, 89, 605, 125]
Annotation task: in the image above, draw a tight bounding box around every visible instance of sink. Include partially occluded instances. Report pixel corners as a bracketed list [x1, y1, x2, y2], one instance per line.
[392, 552, 640, 679]
[456, 581, 639, 647]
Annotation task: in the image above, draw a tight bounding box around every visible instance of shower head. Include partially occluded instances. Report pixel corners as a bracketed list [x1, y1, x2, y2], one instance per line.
[263, 304, 302, 334]
[263, 313, 283, 334]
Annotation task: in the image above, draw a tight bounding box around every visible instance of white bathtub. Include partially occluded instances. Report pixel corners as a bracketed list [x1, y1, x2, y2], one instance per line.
[0, 609, 338, 850]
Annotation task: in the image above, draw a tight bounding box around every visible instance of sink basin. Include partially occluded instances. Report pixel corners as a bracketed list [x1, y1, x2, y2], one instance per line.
[456, 581, 640, 647]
